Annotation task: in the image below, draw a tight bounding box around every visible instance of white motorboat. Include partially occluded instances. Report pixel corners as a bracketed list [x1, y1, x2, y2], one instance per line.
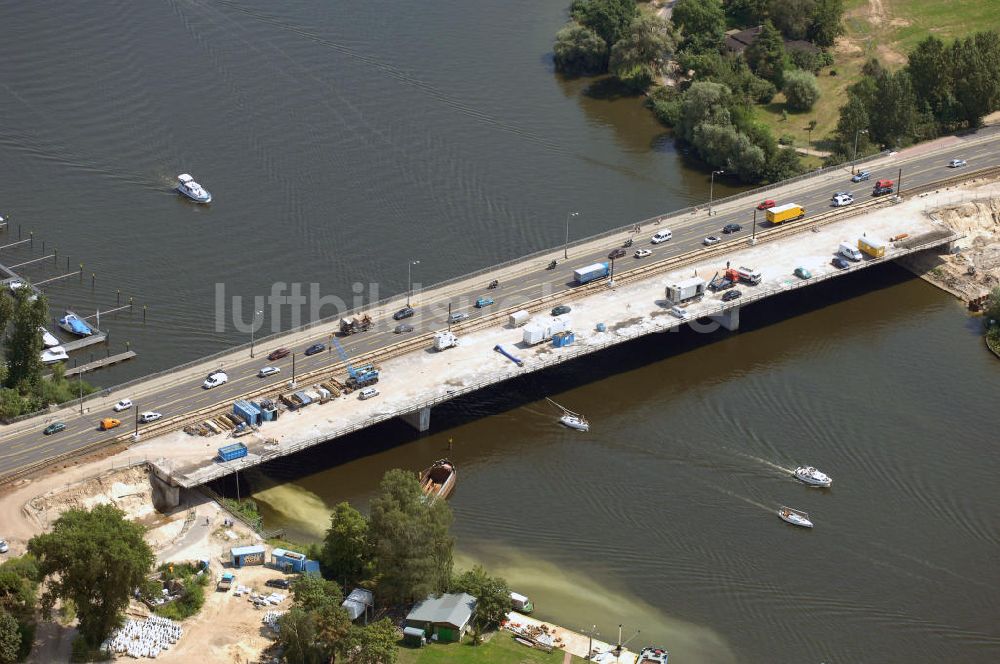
[547, 397, 589, 431]
[40, 346, 68, 364]
[39, 327, 59, 348]
[176, 173, 212, 203]
[778, 506, 814, 528]
[794, 466, 832, 487]
[637, 646, 670, 664]
[58, 313, 93, 337]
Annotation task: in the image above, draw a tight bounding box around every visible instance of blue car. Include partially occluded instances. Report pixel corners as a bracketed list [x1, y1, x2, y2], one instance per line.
[304, 343, 326, 356]
[475, 296, 495, 308]
[851, 170, 871, 183]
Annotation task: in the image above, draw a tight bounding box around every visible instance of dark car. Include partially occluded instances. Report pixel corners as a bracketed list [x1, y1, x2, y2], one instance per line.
[608, 248, 627, 260]
[304, 343, 326, 356]
[832, 257, 850, 269]
[721, 289, 742, 302]
[722, 223, 742, 234]
[267, 348, 290, 361]
[393, 306, 415, 320]
[551, 305, 571, 316]
[394, 323, 414, 334]
[43, 422, 66, 435]
[265, 578, 291, 589]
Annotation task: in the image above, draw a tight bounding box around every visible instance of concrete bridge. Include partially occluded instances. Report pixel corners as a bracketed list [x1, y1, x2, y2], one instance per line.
[1, 130, 993, 504]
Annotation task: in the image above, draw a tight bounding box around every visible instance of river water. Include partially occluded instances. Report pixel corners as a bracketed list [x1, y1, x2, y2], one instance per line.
[3, 1, 999, 662]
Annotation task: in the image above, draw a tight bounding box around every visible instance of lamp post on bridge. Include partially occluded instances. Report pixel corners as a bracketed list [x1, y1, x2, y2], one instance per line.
[709, 170, 724, 216]
[851, 128, 869, 174]
[564, 211, 578, 259]
[406, 259, 420, 306]
[249, 309, 263, 358]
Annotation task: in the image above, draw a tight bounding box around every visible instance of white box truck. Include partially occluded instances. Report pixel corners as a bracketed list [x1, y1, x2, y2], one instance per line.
[508, 310, 530, 328]
[839, 242, 863, 261]
[665, 277, 706, 305]
[433, 331, 459, 351]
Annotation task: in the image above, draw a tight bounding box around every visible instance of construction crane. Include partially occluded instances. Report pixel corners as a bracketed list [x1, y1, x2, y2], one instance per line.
[331, 338, 380, 389]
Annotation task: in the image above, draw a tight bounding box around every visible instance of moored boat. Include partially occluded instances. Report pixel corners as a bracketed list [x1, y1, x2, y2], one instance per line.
[794, 466, 832, 487]
[637, 646, 670, 664]
[176, 173, 212, 203]
[547, 397, 589, 431]
[39, 327, 59, 348]
[419, 459, 456, 501]
[58, 313, 93, 337]
[40, 346, 68, 364]
[778, 506, 814, 528]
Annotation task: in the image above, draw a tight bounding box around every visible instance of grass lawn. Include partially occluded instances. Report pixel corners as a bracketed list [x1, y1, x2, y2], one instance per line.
[754, 0, 1000, 148]
[396, 632, 587, 664]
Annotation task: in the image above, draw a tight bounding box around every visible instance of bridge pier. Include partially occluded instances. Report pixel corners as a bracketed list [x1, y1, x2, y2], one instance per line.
[150, 466, 181, 513]
[711, 307, 740, 331]
[401, 406, 431, 433]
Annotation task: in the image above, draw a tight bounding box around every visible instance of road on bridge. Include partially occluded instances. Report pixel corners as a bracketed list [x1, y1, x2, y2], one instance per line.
[2, 129, 997, 479]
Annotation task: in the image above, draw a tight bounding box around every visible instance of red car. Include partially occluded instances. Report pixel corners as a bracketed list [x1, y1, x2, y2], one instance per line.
[267, 348, 290, 361]
[756, 199, 776, 210]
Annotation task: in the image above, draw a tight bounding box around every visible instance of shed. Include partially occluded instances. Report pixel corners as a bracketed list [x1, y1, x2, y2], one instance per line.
[270, 548, 309, 573]
[230, 544, 266, 567]
[233, 399, 262, 426]
[342, 588, 374, 622]
[403, 626, 427, 647]
[404, 592, 477, 642]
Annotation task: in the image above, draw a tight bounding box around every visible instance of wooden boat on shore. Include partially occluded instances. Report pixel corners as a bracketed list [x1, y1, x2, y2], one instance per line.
[420, 459, 456, 501]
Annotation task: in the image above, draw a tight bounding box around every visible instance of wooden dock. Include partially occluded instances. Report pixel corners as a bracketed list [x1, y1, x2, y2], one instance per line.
[60, 331, 107, 352]
[65, 351, 136, 377]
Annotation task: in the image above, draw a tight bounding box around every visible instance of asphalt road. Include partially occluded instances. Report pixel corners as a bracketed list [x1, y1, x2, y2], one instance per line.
[3, 129, 998, 477]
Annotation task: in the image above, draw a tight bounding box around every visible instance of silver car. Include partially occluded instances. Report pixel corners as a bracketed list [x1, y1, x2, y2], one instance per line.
[703, 236, 721, 246]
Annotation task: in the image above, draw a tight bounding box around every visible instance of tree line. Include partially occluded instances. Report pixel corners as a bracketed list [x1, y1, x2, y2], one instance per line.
[0, 288, 95, 420]
[552, 0, 846, 183]
[827, 31, 1000, 164]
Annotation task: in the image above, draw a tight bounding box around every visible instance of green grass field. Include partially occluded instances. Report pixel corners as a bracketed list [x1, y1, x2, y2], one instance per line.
[396, 632, 586, 664]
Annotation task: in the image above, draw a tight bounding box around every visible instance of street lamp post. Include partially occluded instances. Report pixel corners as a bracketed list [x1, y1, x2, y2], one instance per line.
[851, 128, 869, 174]
[709, 170, 724, 216]
[249, 309, 263, 358]
[133, 403, 139, 441]
[564, 211, 578, 259]
[406, 259, 420, 306]
[751, 208, 758, 244]
[608, 256, 616, 287]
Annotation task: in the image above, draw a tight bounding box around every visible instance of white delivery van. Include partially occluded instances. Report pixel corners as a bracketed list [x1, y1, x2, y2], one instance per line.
[839, 242, 863, 261]
[651, 230, 673, 244]
[670, 305, 688, 319]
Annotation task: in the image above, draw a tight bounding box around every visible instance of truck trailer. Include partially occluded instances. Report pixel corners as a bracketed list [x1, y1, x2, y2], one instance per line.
[433, 331, 459, 351]
[765, 203, 805, 224]
[665, 277, 706, 304]
[858, 236, 886, 258]
[508, 310, 530, 328]
[573, 262, 609, 285]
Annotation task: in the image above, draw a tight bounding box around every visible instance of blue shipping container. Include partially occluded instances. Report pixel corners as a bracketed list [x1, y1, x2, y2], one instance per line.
[233, 400, 262, 426]
[218, 443, 248, 462]
[573, 262, 609, 284]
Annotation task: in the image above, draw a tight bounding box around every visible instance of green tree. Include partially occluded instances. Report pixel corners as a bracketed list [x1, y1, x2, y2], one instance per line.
[907, 36, 954, 125]
[724, 0, 768, 26]
[985, 286, 1000, 324]
[570, 0, 638, 49]
[768, 0, 815, 40]
[321, 502, 370, 588]
[279, 608, 324, 664]
[744, 21, 786, 85]
[0, 611, 19, 664]
[368, 469, 453, 604]
[783, 69, 820, 111]
[951, 32, 1000, 127]
[808, 0, 844, 47]
[347, 618, 397, 664]
[27, 504, 154, 648]
[0, 555, 40, 661]
[553, 23, 608, 75]
[675, 81, 734, 142]
[3, 289, 46, 396]
[671, 0, 725, 54]
[452, 566, 511, 631]
[870, 69, 918, 148]
[609, 14, 676, 91]
[285, 575, 353, 663]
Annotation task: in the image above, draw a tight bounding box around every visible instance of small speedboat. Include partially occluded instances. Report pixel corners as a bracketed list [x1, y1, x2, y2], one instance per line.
[637, 647, 670, 664]
[778, 506, 814, 528]
[58, 313, 93, 337]
[176, 173, 212, 203]
[419, 459, 456, 501]
[39, 326, 59, 348]
[794, 466, 832, 487]
[40, 346, 68, 364]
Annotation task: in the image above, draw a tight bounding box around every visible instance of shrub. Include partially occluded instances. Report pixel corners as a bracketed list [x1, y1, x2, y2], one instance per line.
[553, 23, 608, 75]
[778, 134, 795, 146]
[783, 69, 821, 111]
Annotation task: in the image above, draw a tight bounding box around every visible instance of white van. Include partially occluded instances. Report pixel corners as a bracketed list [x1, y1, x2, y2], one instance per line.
[670, 305, 688, 319]
[358, 387, 379, 400]
[839, 242, 863, 261]
[651, 230, 673, 244]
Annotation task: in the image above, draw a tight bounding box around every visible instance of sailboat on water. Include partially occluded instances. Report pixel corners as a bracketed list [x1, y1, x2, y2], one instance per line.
[546, 397, 589, 432]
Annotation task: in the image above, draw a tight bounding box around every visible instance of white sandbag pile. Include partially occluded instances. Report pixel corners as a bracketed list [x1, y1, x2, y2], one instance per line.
[262, 610, 285, 633]
[106, 615, 183, 659]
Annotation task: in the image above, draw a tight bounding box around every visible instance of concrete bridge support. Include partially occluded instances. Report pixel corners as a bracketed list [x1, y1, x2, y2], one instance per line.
[150, 467, 181, 513]
[401, 406, 432, 432]
[711, 307, 741, 331]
